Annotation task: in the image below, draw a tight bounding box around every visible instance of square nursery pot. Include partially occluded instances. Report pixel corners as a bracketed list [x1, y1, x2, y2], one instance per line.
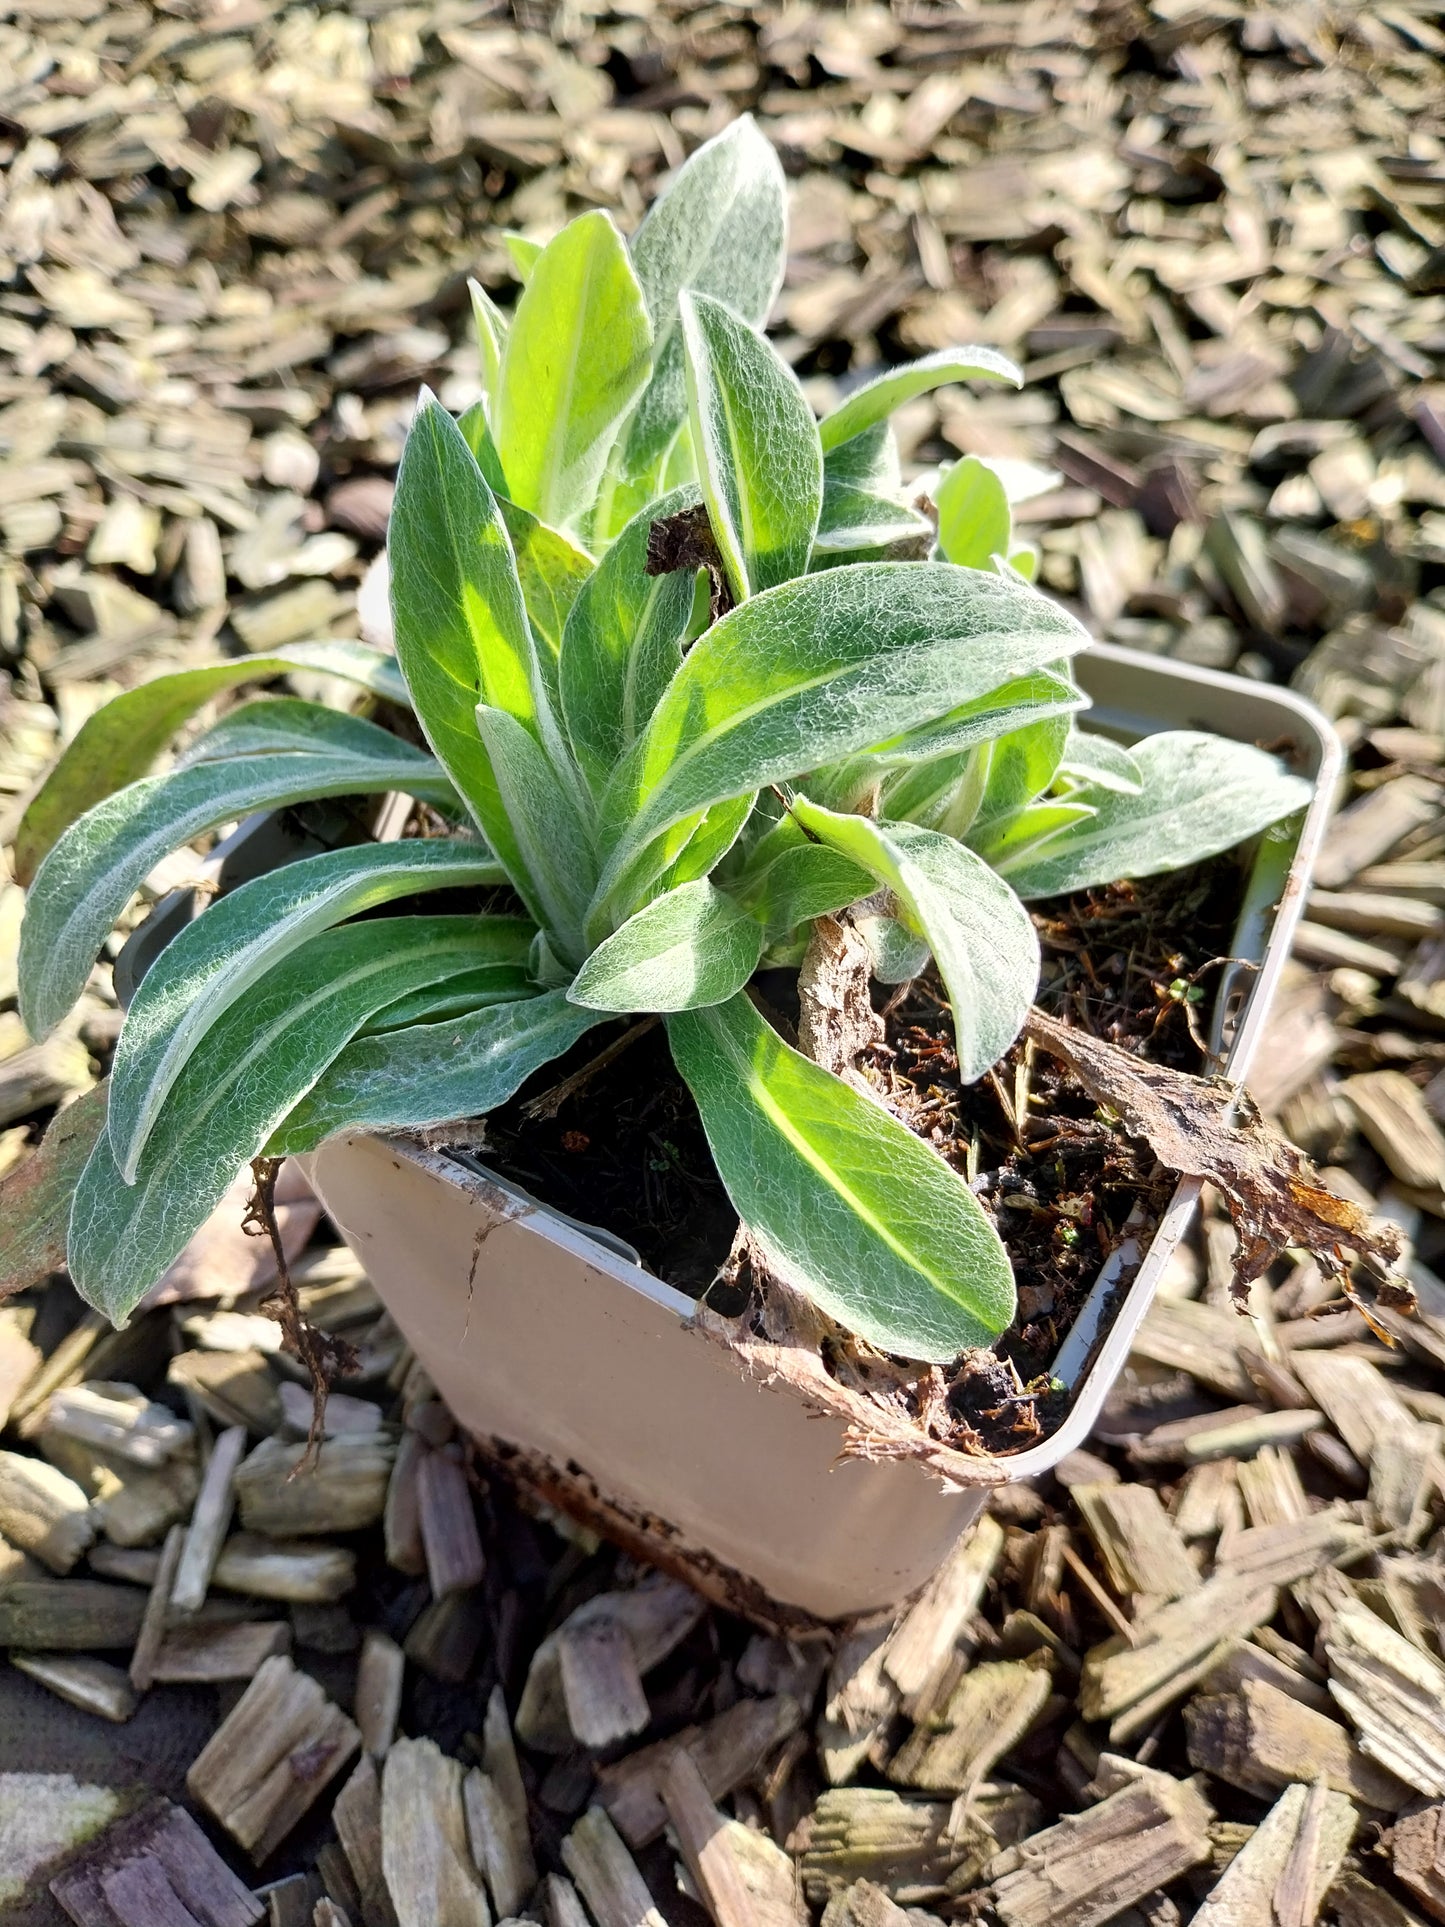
[127, 646, 1341, 1629]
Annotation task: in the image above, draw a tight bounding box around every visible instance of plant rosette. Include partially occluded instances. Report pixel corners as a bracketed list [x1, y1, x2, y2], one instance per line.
[9, 120, 1334, 1612]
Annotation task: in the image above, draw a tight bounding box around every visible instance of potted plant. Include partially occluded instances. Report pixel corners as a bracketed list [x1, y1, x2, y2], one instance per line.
[10, 120, 1337, 1624]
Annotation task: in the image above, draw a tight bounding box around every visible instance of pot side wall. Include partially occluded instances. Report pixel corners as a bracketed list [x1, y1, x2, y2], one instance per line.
[304, 1135, 988, 1621]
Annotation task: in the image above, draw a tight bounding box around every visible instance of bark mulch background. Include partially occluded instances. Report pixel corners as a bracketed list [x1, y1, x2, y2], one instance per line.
[5, 1, 1445, 1923]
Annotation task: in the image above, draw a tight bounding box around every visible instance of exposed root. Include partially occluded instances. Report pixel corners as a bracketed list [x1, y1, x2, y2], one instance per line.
[246, 1156, 359, 1470]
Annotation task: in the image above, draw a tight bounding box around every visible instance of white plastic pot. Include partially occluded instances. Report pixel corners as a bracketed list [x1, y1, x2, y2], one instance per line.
[287, 646, 1341, 1626]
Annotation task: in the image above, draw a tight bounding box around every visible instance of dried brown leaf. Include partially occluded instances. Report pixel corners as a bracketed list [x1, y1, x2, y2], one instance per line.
[1023, 1009, 1409, 1313]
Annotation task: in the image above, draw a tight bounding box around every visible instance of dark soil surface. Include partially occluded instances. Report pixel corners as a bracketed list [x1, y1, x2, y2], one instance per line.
[478, 852, 1249, 1455]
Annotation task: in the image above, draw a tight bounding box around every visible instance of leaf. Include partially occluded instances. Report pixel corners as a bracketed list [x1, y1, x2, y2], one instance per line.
[559, 484, 699, 794]
[659, 793, 756, 893]
[732, 839, 874, 939]
[504, 231, 542, 283]
[936, 456, 1013, 571]
[11, 640, 409, 887]
[667, 992, 1015, 1360]
[970, 797, 1096, 869]
[476, 704, 597, 964]
[107, 839, 512, 1182]
[363, 965, 535, 1032]
[996, 732, 1314, 900]
[569, 880, 762, 1013]
[19, 744, 456, 1041]
[389, 393, 556, 906]
[817, 347, 1022, 454]
[0, 1083, 109, 1301]
[616, 117, 787, 494]
[1024, 1006, 1404, 1299]
[495, 497, 594, 681]
[494, 209, 652, 531]
[68, 918, 519, 1321]
[269, 989, 613, 1154]
[856, 910, 931, 984]
[679, 290, 822, 599]
[815, 482, 931, 556]
[964, 714, 1073, 847]
[823, 421, 903, 495]
[791, 801, 1040, 1081]
[468, 276, 507, 405]
[807, 665, 1081, 814]
[172, 696, 415, 767]
[457, 399, 509, 494]
[594, 561, 1092, 920]
[1057, 728, 1143, 794]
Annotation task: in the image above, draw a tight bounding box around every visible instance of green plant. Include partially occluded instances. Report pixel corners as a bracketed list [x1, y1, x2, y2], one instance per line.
[13, 119, 1312, 1361]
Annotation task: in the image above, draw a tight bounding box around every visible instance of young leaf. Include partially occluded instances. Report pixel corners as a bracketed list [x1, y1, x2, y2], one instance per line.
[936, 456, 1013, 571]
[1057, 728, 1143, 795]
[107, 839, 513, 1182]
[559, 484, 699, 794]
[68, 918, 520, 1322]
[468, 277, 507, 405]
[972, 798, 1096, 869]
[11, 640, 409, 887]
[962, 714, 1073, 846]
[495, 498, 594, 681]
[856, 909, 931, 984]
[476, 704, 597, 964]
[791, 800, 1040, 1082]
[814, 667, 1085, 819]
[731, 840, 874, 939]
[679, 290, 822, 598]
[390, 393, 556, 906]
[503, 232, 542, 283]
[667, 992, 1015, 1360]
[269, 989, 613, 1155]
[494, 210, 652, 531]
[817, 347, 1023, 454]
[659, 794, 756, 891]
[19, 745, 456, 1041]
[616, 117, 787, 495]
[570, 880, 762, 1013]
[996, 732, 1314, 899]
[594, 561, 1091, 919]
[457, 399, 509, 494]
[363, 965, 535, 1033]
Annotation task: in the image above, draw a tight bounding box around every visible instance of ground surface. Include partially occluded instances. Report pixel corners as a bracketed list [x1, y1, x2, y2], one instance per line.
[3, 2, 1445, 1924]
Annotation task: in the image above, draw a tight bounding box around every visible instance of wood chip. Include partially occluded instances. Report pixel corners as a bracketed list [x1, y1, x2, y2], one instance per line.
[188, 1655, 360, 1861]
[562, 1808, 666, 1927]
[987, 1759, 1214, 1927]
[50, 1798, 262, 1927]
[171, 1423, 247, 1615]
[1185, 1678, 1412, 1811]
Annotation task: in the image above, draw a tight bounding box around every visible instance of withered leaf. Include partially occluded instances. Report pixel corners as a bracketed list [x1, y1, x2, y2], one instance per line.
[1023, 1009, 1409, 1315]
[0, 1082, 109, 1302]
[645, 502, 734, 623]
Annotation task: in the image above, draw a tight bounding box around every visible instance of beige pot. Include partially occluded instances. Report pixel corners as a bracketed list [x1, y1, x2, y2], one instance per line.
[298, 646, 1342, 1626]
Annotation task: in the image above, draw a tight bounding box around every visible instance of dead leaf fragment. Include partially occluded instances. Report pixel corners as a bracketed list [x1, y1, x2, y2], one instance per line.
[1023, 1009, 1408, 1312]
